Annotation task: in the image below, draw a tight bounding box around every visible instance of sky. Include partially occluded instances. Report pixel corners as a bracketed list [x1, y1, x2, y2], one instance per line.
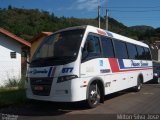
[0, 0, 160, 28]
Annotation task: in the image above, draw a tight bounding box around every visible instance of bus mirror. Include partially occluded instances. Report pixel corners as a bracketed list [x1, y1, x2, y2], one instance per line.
[26, 60, 30, 64]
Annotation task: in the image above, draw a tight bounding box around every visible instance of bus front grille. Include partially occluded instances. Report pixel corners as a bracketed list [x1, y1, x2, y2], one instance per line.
[30, 78, 53, 96]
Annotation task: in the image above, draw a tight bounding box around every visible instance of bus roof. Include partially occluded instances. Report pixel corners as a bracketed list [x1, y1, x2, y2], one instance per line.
[86, 25, 149, 48]
[52, 25, 149, 48]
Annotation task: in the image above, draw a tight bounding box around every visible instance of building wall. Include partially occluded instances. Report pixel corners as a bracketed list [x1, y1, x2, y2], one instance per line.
[0, 34, 21, 86]
[31, 35, 46, 59]
[150, 41, 160, 61]
[150, 48, 158, 61]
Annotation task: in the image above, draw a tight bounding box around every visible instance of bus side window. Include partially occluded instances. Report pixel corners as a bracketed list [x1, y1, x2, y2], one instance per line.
[144, 47, 152, 60]
[136, 46, 146, 60]
[114, 40, 128, 59]
[82, 34, 101, 61]
[101, 36, 115, 58]
[126, 43, 138, 59]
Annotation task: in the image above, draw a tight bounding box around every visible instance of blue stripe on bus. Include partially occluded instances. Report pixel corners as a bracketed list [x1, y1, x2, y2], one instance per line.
[48, 67, 53, 77]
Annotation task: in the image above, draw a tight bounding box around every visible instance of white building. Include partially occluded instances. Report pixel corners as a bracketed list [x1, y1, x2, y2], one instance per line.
[0, 28, 31, 86]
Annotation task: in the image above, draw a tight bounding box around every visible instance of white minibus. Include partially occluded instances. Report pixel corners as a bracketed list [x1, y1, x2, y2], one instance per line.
[26, 25, 153, 108]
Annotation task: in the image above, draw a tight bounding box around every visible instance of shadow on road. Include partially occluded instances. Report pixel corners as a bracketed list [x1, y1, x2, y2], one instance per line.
[0, 88, 134, 116]
[0, 100, 88, 116]
[104, 88, 134, 101]
[1, 84, 158, 117]
[0, 89, 133, 116]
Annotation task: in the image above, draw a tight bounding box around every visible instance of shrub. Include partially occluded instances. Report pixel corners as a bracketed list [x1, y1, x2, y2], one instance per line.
[4, 76, 26, 89]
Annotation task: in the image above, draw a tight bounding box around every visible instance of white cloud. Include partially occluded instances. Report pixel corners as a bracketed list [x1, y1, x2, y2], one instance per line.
[57, 0, 107, 12]
[70, 0, 99, 11]
[77, 0, 87, 3]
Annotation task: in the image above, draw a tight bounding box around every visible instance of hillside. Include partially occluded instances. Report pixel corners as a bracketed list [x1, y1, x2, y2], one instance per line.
[0, 7, 159, 43]
[129, 26, 160, 43]
[130, 25, 154, 33]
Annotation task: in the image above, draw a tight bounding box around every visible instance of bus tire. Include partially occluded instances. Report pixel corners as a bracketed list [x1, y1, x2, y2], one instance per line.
[134, 77, 142, 92]
[157, 78, 160, 84]
[86, 83, 100, 108]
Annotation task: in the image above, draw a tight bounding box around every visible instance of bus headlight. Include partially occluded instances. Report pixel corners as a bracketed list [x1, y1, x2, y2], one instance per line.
[57, 75, 78, 83]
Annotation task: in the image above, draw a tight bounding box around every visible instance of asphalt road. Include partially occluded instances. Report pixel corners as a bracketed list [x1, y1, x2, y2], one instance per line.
[0, 83, 160, 120]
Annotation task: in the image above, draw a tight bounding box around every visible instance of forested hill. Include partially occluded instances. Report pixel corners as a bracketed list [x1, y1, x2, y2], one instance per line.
[0, 7, 159, 43]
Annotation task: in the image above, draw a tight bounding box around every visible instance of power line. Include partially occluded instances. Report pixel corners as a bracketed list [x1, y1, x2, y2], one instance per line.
[114, 17, 160, 19]
[109, 9, 160, 12]
[102, 6, 160, 9]
[114, 19, 160, 20]
[118, 19, 160, 21]
[100, 6, 160, 12]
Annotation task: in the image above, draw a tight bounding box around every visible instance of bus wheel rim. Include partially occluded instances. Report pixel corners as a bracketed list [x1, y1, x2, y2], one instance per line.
[158, 78, 160, 84]
[89, 87, 100, 105]
[138, 82, 142, 90]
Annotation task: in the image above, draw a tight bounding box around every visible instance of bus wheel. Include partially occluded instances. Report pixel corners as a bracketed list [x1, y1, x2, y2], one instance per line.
[134, 77, 142, 92]
[86, 83, 100, 108]
[157, 78, 160, 84]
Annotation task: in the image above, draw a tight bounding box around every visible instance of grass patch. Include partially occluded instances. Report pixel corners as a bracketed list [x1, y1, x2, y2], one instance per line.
[0, 88, 27, 108]
[4, 76, 26, 89]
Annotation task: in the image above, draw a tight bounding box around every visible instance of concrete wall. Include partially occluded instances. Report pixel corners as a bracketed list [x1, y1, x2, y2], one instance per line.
[0, 34, 21, 86]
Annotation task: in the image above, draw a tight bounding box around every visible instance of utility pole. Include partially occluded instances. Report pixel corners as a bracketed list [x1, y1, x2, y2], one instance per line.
[105, 0, 108, 30]
[106, 9, 108, 30]
[98, 5, 101, 28]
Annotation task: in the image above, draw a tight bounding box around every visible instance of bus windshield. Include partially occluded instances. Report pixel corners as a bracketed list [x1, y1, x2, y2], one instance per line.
[32, 29, 84, 62]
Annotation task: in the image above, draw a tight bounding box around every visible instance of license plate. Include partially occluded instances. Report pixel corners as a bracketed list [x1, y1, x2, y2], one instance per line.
[34, 86, 44, 91]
